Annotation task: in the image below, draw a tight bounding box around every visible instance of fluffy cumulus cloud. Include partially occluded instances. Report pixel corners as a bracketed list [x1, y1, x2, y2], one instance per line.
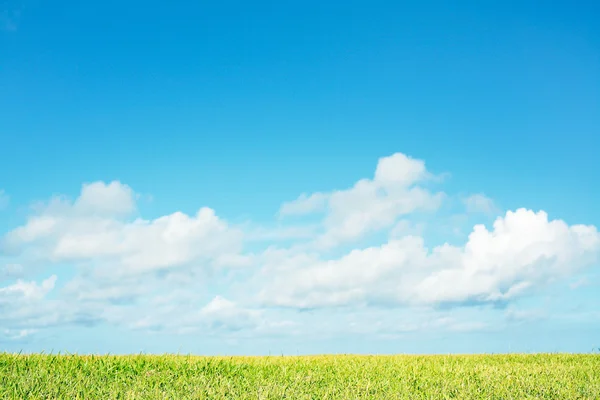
[0, 152, 599, 343]
[199, 296, 262, 332]
[0, 181, 249, 339]
[279, 153, 445, 248]
[259, 209, 599, 308]
[2, 181, 244, 276]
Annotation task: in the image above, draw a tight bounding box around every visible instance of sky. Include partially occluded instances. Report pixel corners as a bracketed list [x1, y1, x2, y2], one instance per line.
[0, 0, 599, 355]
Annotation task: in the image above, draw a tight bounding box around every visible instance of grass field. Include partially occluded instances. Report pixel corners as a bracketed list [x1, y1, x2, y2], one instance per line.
[1, 353, 599, 399]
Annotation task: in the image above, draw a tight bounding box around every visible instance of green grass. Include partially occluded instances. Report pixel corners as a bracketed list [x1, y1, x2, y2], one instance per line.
[1, 353, 599, 399]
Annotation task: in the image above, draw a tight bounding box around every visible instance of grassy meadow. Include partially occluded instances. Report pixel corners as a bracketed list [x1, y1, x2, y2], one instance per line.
[1, 353, 599, 399]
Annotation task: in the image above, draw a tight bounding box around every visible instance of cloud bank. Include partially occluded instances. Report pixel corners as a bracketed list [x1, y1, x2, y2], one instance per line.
[1, 153, 598, 344]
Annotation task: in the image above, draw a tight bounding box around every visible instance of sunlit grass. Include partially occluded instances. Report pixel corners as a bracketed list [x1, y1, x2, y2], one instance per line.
[1, 353, 599, 399]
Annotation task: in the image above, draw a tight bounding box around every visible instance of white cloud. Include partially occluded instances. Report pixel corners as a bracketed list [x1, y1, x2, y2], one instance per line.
[2, 329, 37, 341]
[0, 275, 57, 303]
[244, 224, 319, 242]
[61, 274, 150, 303]
[464, 193, 497, 214]
[267, 307, 494, 340]
[279, 153, 445, 248]
[199, 296, 262, 331]
[2, 181, 244, 277]
[1, 153, 599, 343]
[0, 275, 94, 336]
[259, 209, 600, 309]
[373, 152, 429, 184]
[389, 219, 426, 239]
[113, 294, 267, 335]
[0, 181, 253, 338]
[74, 181, 137, 216]
[569, 277, 591, 289]
[0, 263, 24, 281]
[505, 307, 546, 323]
[279, 193, 327, 216]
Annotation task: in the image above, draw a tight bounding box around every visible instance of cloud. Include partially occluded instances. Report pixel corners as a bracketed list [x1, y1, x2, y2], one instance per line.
[464, 193, 497, 214]
[0, 275, 57, 303]
[0, 181, 253, 338]
[0, 263, 23, 281]
[259, 209, 600, 309]
[244, 224, 319, 242]
[0, 190, 8, 210]
[199, 296, 262, 331]
[505, 307, 547, 323]
[279, 307, 495, 340]
[1, 152, 599, 343]
[2, 181, 244, 277]
[0, 275, 96, 335]
[389, 219, 426, 239]
[279, 153, 445, 248]
[279, 193, 328, 216]
[74, 181, 137, 216]
[111, 294, 267, 336]
[2, 328, 37, 341]
[569, 277, 591, 289]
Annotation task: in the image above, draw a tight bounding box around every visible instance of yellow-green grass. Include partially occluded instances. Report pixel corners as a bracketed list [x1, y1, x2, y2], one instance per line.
[1, 353, 599, 399]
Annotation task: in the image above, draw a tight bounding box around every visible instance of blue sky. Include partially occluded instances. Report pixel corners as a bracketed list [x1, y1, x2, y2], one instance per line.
[1, 0, 599, 355]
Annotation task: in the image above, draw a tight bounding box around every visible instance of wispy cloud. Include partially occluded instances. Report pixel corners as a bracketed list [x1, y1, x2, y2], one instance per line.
[569, 277, 591, 289]
[463, 193, 498, 214]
